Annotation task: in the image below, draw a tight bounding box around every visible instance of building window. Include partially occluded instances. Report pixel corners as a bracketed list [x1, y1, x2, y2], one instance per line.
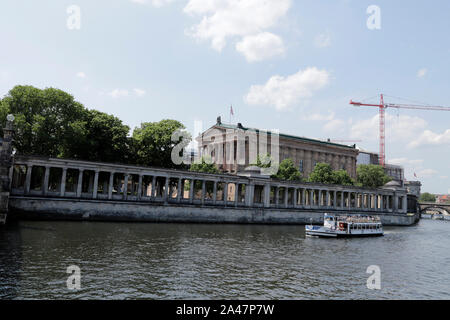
[299, 160, 304, 172]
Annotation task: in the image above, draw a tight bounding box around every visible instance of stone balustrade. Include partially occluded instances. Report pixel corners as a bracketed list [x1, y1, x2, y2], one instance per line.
[9, 155, 408, 214]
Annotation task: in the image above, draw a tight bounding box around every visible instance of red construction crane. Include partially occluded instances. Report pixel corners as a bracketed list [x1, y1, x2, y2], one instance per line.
[349, 94, 450, 167]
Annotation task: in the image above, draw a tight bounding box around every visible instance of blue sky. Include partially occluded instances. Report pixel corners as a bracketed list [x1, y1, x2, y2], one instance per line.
[0, 0, 449, 193]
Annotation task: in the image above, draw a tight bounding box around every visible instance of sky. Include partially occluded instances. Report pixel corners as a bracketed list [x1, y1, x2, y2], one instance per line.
[0, 0, 449, 194]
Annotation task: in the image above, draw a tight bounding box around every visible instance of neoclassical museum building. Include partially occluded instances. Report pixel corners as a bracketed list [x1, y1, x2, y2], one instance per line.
[197, 117, 359, 179]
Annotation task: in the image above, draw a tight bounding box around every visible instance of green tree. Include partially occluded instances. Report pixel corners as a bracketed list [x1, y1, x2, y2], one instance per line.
[307, 163, 355, 185]
[0, 85, 132, 163]
[356, 164, 391, 188]
[62, 109, 131, 163]
[308, 162, 335, 184]
[0, 85, 86, 157]
[332, 169, 354, 186]
[273, 158, 302, 181]
[419, 192, 436, 202]
[189, 156, 218, 174]
[131, 119, 190, 168]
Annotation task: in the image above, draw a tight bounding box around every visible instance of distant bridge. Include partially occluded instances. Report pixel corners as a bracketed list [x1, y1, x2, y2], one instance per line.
[419, 202, 450, 215]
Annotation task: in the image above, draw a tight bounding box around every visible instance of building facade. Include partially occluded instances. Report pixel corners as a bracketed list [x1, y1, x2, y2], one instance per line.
[197, 118, 359, 179]
[357, 149, 405, 182]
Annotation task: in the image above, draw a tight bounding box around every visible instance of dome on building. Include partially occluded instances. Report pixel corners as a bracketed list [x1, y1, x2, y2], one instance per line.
[382, 180, 403, 189]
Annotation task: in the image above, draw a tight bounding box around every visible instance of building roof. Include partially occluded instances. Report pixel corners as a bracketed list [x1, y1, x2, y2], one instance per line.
[208, 123, 357, 150]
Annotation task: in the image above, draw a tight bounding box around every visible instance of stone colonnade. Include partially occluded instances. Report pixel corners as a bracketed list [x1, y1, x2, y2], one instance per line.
[9, 156, 408, 214]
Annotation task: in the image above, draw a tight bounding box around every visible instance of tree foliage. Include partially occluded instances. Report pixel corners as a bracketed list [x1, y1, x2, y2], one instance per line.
[332, 169, 355, 186]
[0, 85, 191, 167]
[189, 156, 218, 174]
[308, 163, 355, 185]
[273, 158, 302, 181]
[419, 192, 436, 202]
[132, 119, 190, 168]
[356, 164, 391, 188]
[0, 85, 86, 157]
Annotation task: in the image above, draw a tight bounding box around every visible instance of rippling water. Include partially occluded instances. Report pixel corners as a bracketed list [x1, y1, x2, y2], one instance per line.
[1, 219, 450, 299]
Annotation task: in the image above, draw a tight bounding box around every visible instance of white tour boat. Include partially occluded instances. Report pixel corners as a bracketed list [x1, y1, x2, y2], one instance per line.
[305, 213, 384, 238]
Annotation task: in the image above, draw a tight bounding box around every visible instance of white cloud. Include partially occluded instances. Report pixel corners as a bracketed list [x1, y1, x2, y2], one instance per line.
[300, 111, 335, 121]
[244, 67, 330, 110]
[130, 0, 174, 7]
[417, 68, 427, 78]
[184, 0, 290, 55]
[389, 158, 424, 166]
[76, 72, 86, 78]
[409, 129, 450, 148]
[236, 32, 285, 62]
[351, 113, 427, 142]
[133, 88, 146, 97]
[323, 119, 346, 133]
[416, 168, 437, 178]
[108, 89, 129, 98]
[314, 30, 331, 48]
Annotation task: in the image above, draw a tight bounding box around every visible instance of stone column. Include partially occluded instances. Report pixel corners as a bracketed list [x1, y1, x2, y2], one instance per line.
[213, 181, 217, 204]
[76, 169, 84, 198]
[189, 179, 194, 203]
[177, 178, 182, 203]
[275, 187, 279, 206]
[108, 172, 114, 199]
[245, 183, 254, 207]
[402, 195, 408, 213]
[43, 166, 50, 195]
[340, 191, 344, 208]
[93, 170, 99, 199]
[24, 165, 33, 194]
[310, 189, 314, 207]
[60, 168, 67, 197]
[137, 175, 143, 200]
[151, 176, 157, 198]
[293, 188, 298, 207]
[263, 184, 270, 208]
[223, 182, 228, 205]
[333, 191, 337, 208]
[201, 180, 206, 205]
[394, 194, 399, 212]
[123, 174, 129, 200]
[234, 183, 239, 206]
[301, 189, 306, 206]
[164, 176, 169, 203]
[318, 190, 323, 207]
[284, 187, 288, 208]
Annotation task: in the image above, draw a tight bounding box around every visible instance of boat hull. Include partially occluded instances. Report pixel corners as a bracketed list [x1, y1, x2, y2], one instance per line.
[305, 225, 383, 238]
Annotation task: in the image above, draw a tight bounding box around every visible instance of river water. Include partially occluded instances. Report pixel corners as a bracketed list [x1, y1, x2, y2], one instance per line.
[0, 218, 449, 299]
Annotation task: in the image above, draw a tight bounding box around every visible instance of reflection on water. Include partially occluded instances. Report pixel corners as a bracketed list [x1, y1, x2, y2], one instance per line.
[1, 219, 450, 299]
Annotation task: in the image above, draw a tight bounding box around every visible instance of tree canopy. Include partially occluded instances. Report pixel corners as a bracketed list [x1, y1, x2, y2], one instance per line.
[132, 119, 190, 168]
[356, 164, 391, 188]
[307, 163, 355, 185]
[273, 158, 302, 181]
[419, 192, 436, 202]
[0, 85, 191, 167]
[189, 156, 219, 174]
